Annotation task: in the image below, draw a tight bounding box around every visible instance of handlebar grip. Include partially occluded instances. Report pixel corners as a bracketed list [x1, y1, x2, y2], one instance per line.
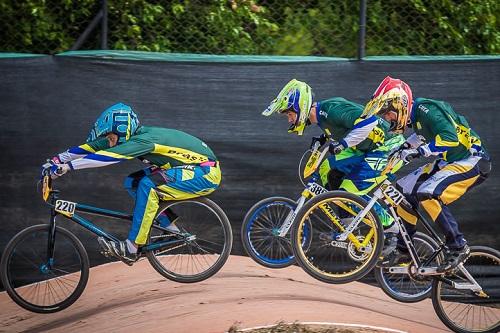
[312, 141, 321, 150]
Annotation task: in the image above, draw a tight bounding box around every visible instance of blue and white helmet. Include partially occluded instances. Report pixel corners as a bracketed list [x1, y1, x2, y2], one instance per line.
[86, 103, 140, 143]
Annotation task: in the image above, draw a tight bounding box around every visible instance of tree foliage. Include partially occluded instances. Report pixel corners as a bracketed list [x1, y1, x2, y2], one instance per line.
[0, 0, 498, 56]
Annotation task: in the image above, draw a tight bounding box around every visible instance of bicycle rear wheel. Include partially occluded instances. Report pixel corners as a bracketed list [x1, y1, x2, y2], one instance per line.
[291, 191, 383, 284]
[432, 246, 500, 333]
[0, 224, 89, 313]
[146, 197, 233, 283]
[374, 232, 441, 303]
[241, 197, 297, 268]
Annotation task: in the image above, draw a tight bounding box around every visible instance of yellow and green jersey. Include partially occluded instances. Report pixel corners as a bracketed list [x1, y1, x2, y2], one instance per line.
[58, 126, 217, 170]
[410, 98, 485, 162]
[316, 97, 394, 152]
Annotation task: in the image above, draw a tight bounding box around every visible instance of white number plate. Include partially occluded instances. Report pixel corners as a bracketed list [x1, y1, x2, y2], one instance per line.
[382, 185, 404, 206]
[55, 200, 76, 217]
[308, 182, 328, 196]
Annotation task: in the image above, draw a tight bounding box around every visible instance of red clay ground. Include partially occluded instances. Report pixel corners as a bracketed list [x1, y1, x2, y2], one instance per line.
[0, 255, 450, 333]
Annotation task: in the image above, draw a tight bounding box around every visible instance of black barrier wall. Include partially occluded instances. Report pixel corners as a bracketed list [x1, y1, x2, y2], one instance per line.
[1, 55, 499, 285]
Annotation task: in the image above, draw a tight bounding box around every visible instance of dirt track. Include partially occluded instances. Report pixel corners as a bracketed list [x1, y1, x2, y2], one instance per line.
[0, 255, 450, 333]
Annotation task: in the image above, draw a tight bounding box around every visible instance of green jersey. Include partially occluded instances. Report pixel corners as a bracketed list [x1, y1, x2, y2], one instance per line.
[316, 97, 393, 152]
[411, 98, 485, 162]
[60, 126, 217, 170]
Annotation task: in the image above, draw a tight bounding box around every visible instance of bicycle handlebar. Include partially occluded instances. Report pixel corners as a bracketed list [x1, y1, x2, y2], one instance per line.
[381, 148, 413, 177]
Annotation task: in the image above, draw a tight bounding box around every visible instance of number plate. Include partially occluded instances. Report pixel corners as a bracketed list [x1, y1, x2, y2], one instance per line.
[382, 185, 404, 206]
[303, 150, 321, 178]
[55, 200, 76, 217]
[308, 182, 328, 196]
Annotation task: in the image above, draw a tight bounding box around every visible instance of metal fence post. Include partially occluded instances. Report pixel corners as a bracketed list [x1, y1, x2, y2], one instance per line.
[357, 0, 367, 60]
[101, 0, 108, 49]
[70, 0, 107, 51]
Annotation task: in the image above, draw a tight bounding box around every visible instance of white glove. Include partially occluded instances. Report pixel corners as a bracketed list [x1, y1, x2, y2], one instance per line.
[388, 141, 411, 156]
[42, 156, 61, 170]
[50, 163, 70, 179]
[405, 133, 425, 148]
[400, 148, 421, 163]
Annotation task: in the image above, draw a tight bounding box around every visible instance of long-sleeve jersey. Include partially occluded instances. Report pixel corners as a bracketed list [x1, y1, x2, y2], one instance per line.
[316, 97, 394, 152]
[57, 126, 217, 170]
[410, 98, 485, 162]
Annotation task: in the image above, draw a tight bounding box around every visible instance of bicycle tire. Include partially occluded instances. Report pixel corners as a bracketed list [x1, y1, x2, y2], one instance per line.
[241, 196, 297, 269]
[431, 246, 500, 333]
[374, 231, 440, 303]
[291, 190, 384, 284]
[0, 224, 89, 313]
[146, 197, 233, 283]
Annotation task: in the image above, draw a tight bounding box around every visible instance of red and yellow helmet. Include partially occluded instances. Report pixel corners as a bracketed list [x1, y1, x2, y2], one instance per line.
[362, 76, 413, 133]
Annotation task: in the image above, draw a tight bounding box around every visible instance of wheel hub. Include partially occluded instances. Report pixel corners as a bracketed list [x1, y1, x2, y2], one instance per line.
[408, 263, 427, 281]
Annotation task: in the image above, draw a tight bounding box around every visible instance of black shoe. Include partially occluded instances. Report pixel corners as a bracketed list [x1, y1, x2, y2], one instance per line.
[437, 245, 470, 273]
[380, 232, 398, 258]
[378, 247, 412, 268]
[103, 239, 138, 266]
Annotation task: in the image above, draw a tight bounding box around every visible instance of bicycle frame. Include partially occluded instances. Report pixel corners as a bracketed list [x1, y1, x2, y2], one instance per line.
[277, 142, 374, 252]
[343, 152, 487, 295]
[41, 174, 188, 264]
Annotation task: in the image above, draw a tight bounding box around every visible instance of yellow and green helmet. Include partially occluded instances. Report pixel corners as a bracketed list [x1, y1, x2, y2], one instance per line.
[262, 79, 313, 135]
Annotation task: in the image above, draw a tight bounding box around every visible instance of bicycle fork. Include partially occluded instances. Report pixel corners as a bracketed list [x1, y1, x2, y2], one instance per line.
[277, 196, 306, 237]
[44, 192, 59, 272]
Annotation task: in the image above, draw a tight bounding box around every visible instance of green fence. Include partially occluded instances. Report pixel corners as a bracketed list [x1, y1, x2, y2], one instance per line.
[1, 0, 498, 57]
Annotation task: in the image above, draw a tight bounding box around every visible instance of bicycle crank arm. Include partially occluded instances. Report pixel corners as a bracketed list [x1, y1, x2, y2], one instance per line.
[387, 266, 410, 274]
[415, 267, 441, 275]
[357, 245, 373, 253]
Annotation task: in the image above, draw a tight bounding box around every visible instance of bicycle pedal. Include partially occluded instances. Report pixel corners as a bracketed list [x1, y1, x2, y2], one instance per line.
[99, 249, 112, 258]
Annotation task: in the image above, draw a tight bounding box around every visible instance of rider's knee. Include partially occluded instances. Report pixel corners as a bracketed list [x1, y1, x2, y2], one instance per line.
[416, 189, 435, 202]
[123, 176, 138, 190]
[327, 169, 345, 191]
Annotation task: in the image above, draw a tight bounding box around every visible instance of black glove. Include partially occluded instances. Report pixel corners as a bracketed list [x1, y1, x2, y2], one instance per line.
[329, 142, 345, 155]
[310, 134, 328, 149]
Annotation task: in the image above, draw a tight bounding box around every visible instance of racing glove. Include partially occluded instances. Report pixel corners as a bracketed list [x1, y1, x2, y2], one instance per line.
[49, 163, 70, 179]
[400, 148, 421, 163]
[41, 156, 61, 170]
[310, 134, 328, 149]
[329, 141, 346, 155]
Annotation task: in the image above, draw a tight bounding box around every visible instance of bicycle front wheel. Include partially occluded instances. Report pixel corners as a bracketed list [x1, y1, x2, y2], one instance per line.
[241, 196, 297, 269]
[432, 246, 500, 333]
[0, 224, 89, 313]
[374, 232, 440, 303]
[146, 197, 233, 283]
[291, 191, 383, 284]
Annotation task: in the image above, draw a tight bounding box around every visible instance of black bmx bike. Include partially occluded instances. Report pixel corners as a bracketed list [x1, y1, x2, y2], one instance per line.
[0, 170, 233, 313]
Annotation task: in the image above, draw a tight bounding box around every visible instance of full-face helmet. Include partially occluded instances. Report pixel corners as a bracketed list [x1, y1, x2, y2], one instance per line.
[362, 76, 413, 133]
[87, 103, 140, 143]
[262, 79, 313, 135]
